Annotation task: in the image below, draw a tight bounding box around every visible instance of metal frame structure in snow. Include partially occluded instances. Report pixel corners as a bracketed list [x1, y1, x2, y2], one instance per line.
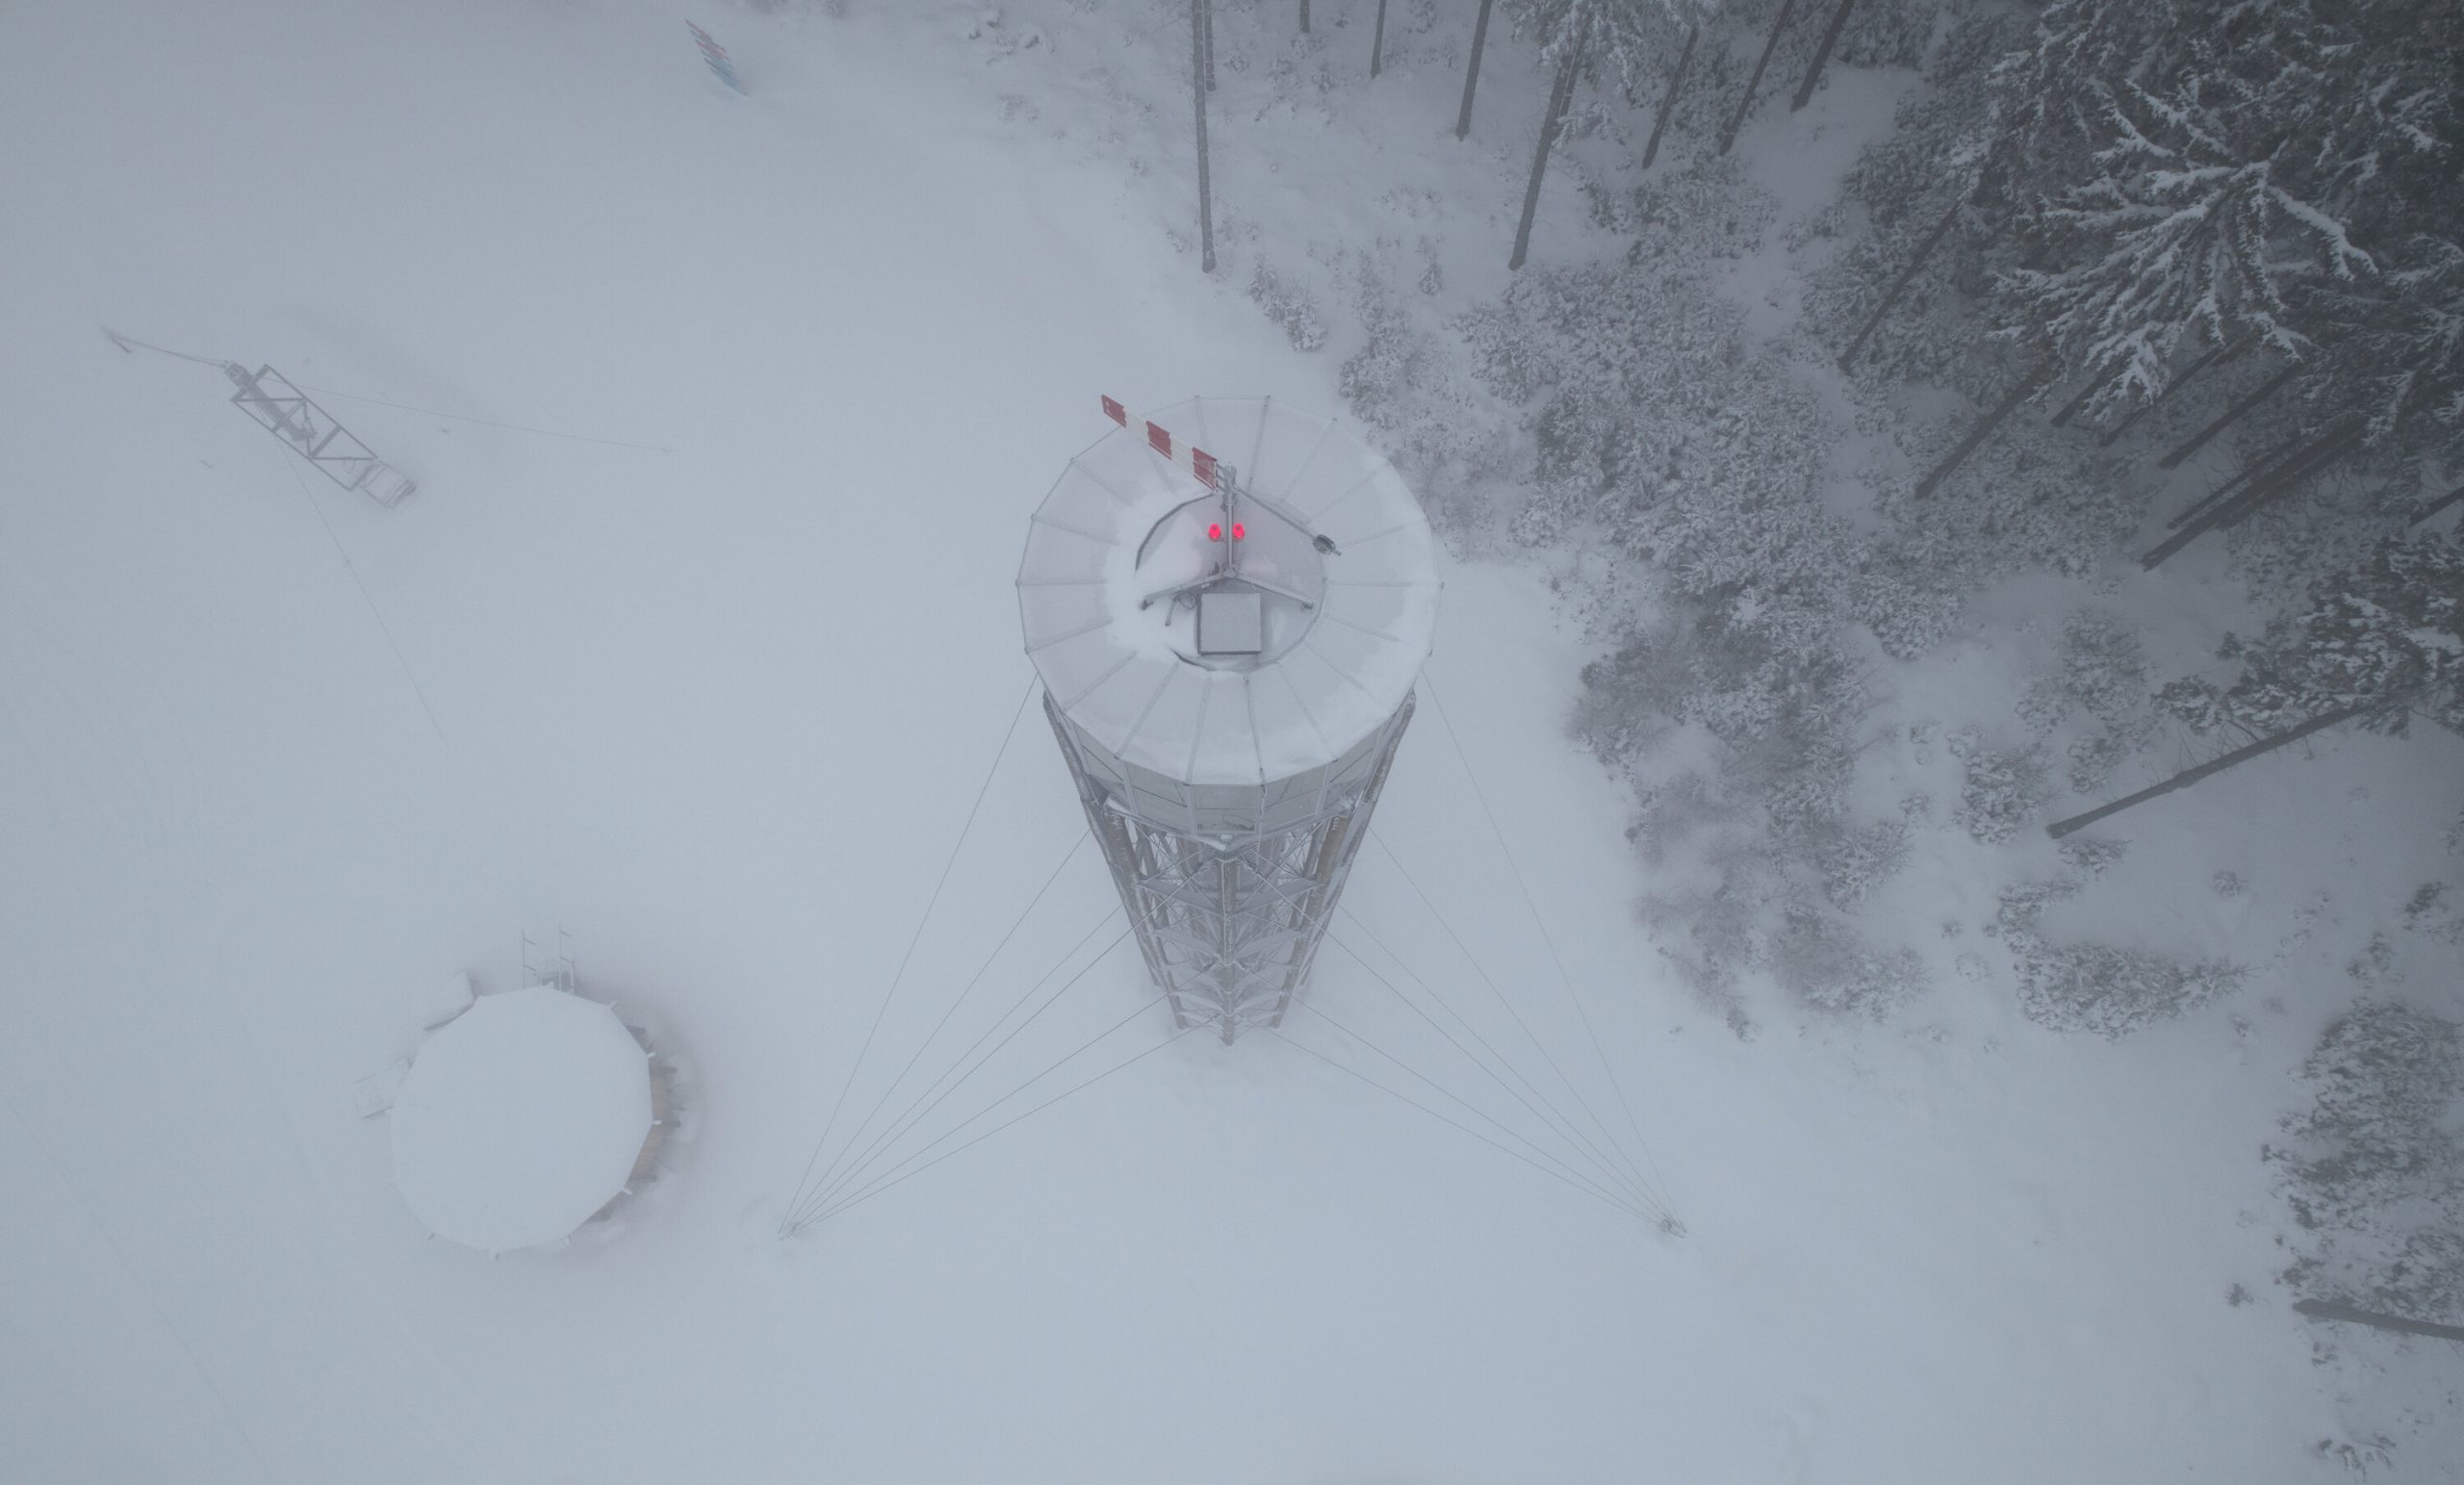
[224, 363, 418, 506]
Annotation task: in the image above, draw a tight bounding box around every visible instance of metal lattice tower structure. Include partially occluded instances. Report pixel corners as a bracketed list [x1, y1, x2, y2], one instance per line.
[222, 362, 419, 507]
[1018, 397, 1440, 1042]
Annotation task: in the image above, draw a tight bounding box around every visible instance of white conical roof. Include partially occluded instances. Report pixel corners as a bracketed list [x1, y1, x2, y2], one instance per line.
[1018, 397, 1439, 787]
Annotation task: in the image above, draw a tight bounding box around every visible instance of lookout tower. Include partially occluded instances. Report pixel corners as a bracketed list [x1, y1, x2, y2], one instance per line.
[1017, 397, 1440, 1042]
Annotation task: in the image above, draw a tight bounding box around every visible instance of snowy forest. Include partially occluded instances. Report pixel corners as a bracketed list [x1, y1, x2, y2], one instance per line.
[4, 0, 2461, 1480]
[1220, 0, 2464, 1370]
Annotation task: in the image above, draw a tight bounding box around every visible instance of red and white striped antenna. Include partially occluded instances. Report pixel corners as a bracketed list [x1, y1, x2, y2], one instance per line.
[1101, 395, 1247, 550]
[1101, 395, 1221, 490]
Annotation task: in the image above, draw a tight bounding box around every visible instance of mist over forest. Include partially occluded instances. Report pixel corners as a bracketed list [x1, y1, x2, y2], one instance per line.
[4, 2, 2459, 1480]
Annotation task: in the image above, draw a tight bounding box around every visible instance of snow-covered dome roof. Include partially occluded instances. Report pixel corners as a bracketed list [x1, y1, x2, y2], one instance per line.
[1019, 394, 1439, 787]
[1017, 397, 1439, 787]
[391, 986, 653, 1253]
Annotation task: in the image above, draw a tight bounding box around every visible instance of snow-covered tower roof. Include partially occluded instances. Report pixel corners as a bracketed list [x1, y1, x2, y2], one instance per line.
[1016, 397, 1439, 789]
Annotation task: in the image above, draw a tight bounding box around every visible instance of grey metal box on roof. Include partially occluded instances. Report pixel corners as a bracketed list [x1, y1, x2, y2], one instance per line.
[1196, 588, 1265, 655]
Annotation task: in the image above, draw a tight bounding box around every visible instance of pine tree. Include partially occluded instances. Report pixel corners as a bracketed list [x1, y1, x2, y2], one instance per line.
[1819, 5, 2023, 377]
[1504, 0, 1708, 268]
[1987, 0, 2461, 444]
[1457, 0, 1498, 139]
[1193, 0, 1215, 273]
[1995, 84, 2354, 422]
[2299, 235, 2464, 448]
[1515, 0, 1706, 96]
[2159, 534, 2464, 741]
[1509, 57, 1580, 270]
[1639, 22, 1698, 169]
[2051, 533, 2462, 835]
[1717, 0, 1798, 154]
[1788, 0, 1856, 112]
[1909, 360, 2053, 497]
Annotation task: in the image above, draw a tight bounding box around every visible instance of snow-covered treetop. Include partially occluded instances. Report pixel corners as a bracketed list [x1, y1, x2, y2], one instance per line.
[1987, 0, 2461, 440]
[1510, 0, 1713, 91]
[2161, 532, 2464, 738]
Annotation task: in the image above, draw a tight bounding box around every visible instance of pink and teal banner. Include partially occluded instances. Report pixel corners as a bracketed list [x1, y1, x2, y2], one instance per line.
[687, 21, 745, 94]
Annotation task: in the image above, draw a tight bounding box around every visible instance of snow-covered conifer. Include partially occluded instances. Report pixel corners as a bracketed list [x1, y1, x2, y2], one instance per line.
[2274, 1002, 2464, 1322]
[1988, 0, 2461, 437]
[1511, 0, 1709, 94]
[2159, 534, 2464, 740]
[1806, 4, 2027, 382]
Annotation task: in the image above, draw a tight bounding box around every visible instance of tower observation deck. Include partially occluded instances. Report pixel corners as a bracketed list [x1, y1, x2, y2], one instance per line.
[1017, 397, 1440, 1042]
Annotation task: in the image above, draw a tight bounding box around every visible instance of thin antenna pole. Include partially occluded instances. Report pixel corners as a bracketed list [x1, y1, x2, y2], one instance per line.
[1219, 464, 1242, 575]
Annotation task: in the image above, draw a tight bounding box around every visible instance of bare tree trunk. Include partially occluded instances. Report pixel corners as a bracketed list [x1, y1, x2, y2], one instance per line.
[2215, 422, 2364, 532]
[1204, 0, 1216, 90]
[1300, 1, 1310, 34]
[1720, 0, 1801, 154]
[2046, 377, 2102, 429]
[1641, 24, 1698, 170]
[1194, 0, 1215, 273]
[2297, 1298, 2464, 1343]
[2155, 364, 2297, 469]
[1911, 361, 2054, 499]
[2045, 702, 2385, 839]
[2165, 424, 2310, 528]
[2096, 334, 2251, 447]
[1509, 59, 1579, 271]
[2139, 420, 2366, 569]
[1371, 0, 1389, 76]
[1790, 0, 1857, 111]
[2410, 482, 2464, 527]
[1456, 0, 1496, 140]
[1837, 199, 1959, 372]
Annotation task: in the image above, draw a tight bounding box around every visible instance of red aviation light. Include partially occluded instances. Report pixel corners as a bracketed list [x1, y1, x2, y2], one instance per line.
[1207, 523, 1222, 541]
[1230, 523, 1245, 540]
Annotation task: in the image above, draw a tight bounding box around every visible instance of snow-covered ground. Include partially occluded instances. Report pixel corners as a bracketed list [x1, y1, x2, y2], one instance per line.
[4, 3, 2457, 1481]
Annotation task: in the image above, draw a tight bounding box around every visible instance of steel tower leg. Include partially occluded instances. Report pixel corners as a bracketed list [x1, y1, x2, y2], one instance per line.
[1044, 692, 1413, 1042]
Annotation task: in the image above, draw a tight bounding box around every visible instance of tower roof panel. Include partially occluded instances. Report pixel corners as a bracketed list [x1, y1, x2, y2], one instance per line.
[1019, 398, 1439, 787]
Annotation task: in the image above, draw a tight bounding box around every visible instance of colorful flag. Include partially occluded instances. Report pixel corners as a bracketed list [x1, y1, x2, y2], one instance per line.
[687, 21, 745, 94]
